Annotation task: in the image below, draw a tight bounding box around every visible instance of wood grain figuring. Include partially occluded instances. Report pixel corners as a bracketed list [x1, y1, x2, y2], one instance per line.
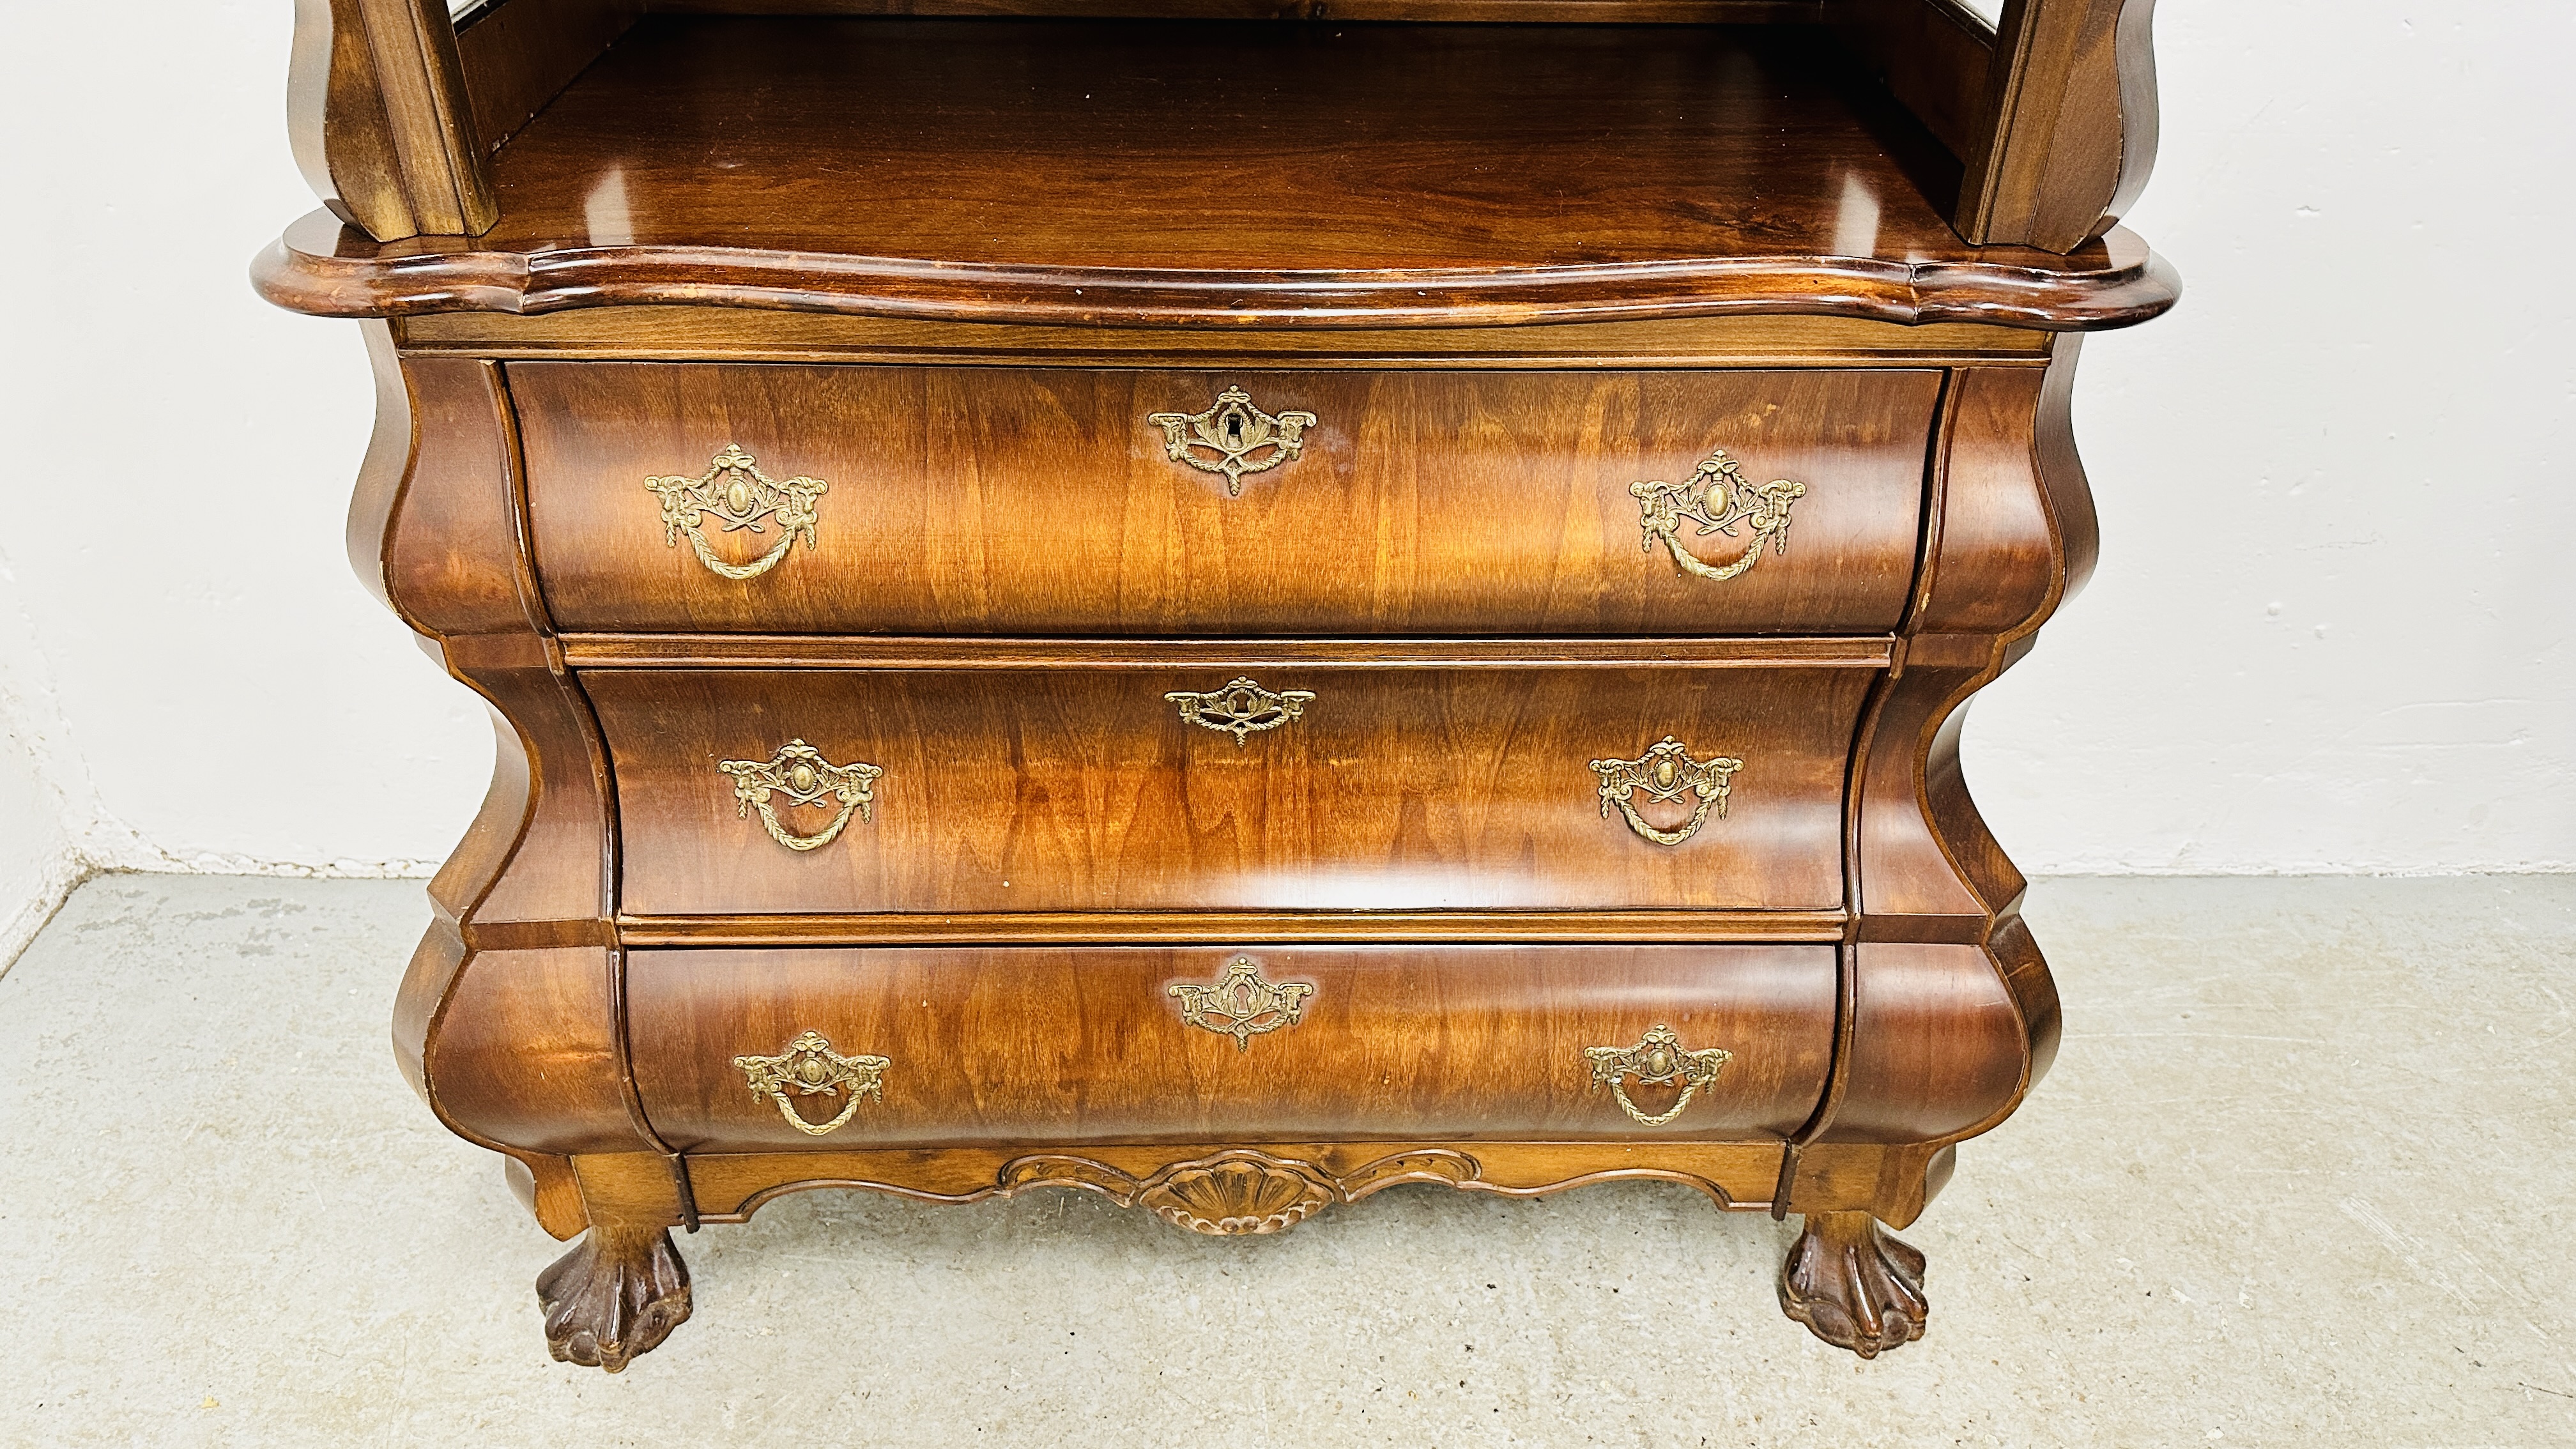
[268, 0, 2172, 1366]
[254, 17, 2181, 328]
[627, 945, 1837, 1147]
[288, 0, 498, 239]
[364, 340, 669, 1176]
[559, 636, 1896, 670]
[420, 945, 646, 1154]
[515, 365, 1938, 636]
[1960, 0, 2159, 250]
[1828, 0, 1997, 165]
[396, 309, 2061, 365]
[617, 910, 1853, 946]
[682, 1140, 1793, 1218]
[454, 0, 644, 155]
[587, 664, 1870, 914]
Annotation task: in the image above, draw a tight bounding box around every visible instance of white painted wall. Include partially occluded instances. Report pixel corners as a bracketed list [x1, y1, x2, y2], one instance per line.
[0, 1, 2567, 946]
[0, 596, 81, 968]
[1969, 3, 2576, 873]
[0, 0, 487, 935]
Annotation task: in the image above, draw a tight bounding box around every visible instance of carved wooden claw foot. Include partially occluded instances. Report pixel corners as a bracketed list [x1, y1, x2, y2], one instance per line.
[537, 1225, 693, 1371]
[1779, 1211, 1928, 1358]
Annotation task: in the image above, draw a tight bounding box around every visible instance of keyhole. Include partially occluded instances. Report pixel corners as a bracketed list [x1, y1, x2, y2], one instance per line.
[1225, 413, 1243, 444]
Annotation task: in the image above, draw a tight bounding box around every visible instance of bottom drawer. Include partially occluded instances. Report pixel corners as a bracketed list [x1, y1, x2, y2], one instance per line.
[630, 945, 1836, 1150]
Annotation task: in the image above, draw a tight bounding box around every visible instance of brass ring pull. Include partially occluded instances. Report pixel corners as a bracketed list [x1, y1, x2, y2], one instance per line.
[718, 739, 884, 852]
[1585, 1024, 1733, 1126]
[732, 1031, 888, 1137]
[1170, 956, 1316, 1052]
[1148, 386, 1318, 496]
[644, 444, 828, 580]
[1631, 448, 1805, 582]
[1165, 677, 1316, 747]
[1588, 737, 1742, 847]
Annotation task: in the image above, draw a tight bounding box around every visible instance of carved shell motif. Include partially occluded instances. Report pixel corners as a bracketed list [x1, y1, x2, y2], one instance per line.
[1138, 1154, 1335, 1236]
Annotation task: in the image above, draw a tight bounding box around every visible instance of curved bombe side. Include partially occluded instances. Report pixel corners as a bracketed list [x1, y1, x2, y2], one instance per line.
[1775, 348, 2098, 1351]
[355, 326, 677, 1238]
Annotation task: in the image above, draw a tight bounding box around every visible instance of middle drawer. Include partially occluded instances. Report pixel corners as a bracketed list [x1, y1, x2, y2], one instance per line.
[590, 659, 1871, 917]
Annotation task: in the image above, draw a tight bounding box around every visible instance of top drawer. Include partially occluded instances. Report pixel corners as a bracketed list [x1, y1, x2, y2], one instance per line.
[514, 365, 1936, 636]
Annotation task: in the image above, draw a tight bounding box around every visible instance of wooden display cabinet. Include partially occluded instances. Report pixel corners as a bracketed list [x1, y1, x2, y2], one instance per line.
[257, 0, 2171, 1370]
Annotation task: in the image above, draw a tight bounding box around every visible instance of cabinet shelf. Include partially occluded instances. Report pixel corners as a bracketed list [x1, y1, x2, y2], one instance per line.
[258, 15, 2174, 329]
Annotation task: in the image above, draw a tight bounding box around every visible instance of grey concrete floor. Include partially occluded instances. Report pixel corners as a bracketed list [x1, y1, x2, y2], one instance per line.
[2, 875, 2570, 1447]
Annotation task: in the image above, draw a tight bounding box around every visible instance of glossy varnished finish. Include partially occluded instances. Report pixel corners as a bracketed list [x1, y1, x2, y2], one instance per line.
[588, 662, 1871, 914]
[358, 340, 670, 1211]
[516, 364, 1939, 635]
[628, 945, 1837, 1147]
[288, 0, 496, 238]
[265, 0, 2172, 1368]
[1960, 0, 2160, 250]
[399, 309, 2060, 366]
[682, 1138, 1798, 1222]
[254, 17, 2179, 326]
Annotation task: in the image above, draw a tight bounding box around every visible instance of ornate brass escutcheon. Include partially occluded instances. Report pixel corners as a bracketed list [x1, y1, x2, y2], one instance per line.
[1170, 956, 1315, 1052]
[1584, 1023, 1733, 1126]
[1163, 677, 1316, 747]
[1630, 448, 1805, 582]
[717, 739, 884, 852]
[1147, 385, 1319, 496]
[643, 443, 829, 581]
[1589, 736, 1743, 847]
[732, 1031, 890, 1137]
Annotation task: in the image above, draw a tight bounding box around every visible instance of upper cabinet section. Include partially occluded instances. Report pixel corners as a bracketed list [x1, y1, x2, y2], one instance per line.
[264, 0, 2168, 330]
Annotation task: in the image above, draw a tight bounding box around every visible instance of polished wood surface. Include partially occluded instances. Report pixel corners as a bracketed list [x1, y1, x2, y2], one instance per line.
[454, 0, 643, 154]
[629, 944, 1837, 1147]
[1961, 0, 2159, 250]
[358, 341, 675, 1197]
[399, 309, 2058, 367]
[516, 364, 1938, 635]
[615, 908, 1852, 945]
[588, 663, 1871, 914]
[558, 635, 1896, 667]
[1830, 0, 1997, 164]
[256, 16, 2181, 326]
[288, 0, 496, 238]
[683, 1139, 1795, 1218]
[268, 0, 2172, 1367]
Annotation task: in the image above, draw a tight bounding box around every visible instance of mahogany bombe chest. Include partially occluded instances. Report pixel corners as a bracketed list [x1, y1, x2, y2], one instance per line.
[258, 0, 2173, 1369]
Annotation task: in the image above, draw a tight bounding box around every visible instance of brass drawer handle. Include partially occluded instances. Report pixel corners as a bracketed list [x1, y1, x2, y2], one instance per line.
[733, 1031, 888, 1137]
[718, 739, 883, 852]
[1589, 736, 1742, 847]
[1631, 448, 1805, 582]
[1148, 385, 1318, 496]
[1586, 1023, 1733, 1126]
[1165, 677, 1315, 747]
[1170, 956, 1315, 1052]
[644, 443, 828, 580]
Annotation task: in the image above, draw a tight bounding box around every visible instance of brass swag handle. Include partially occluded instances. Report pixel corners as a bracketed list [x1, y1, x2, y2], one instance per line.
[717, 739, 884, 852]
[1170, 956, 1316, 1052]
[1585, 1023, 1733, 1126]
[1147, 386, 1318, 496]
[1588, 736, 1742, 847]
[644, 443, 828, 581]
[1165, 677, 1316, 747]
[1631, 448, 1805, 582]
[733, 1031, 888, 1137]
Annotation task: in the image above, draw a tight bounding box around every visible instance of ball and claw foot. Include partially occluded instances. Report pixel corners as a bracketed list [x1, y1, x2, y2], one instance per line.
[1779, 1211, 1928, 1358]
[537, 1225, 693, 1372]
